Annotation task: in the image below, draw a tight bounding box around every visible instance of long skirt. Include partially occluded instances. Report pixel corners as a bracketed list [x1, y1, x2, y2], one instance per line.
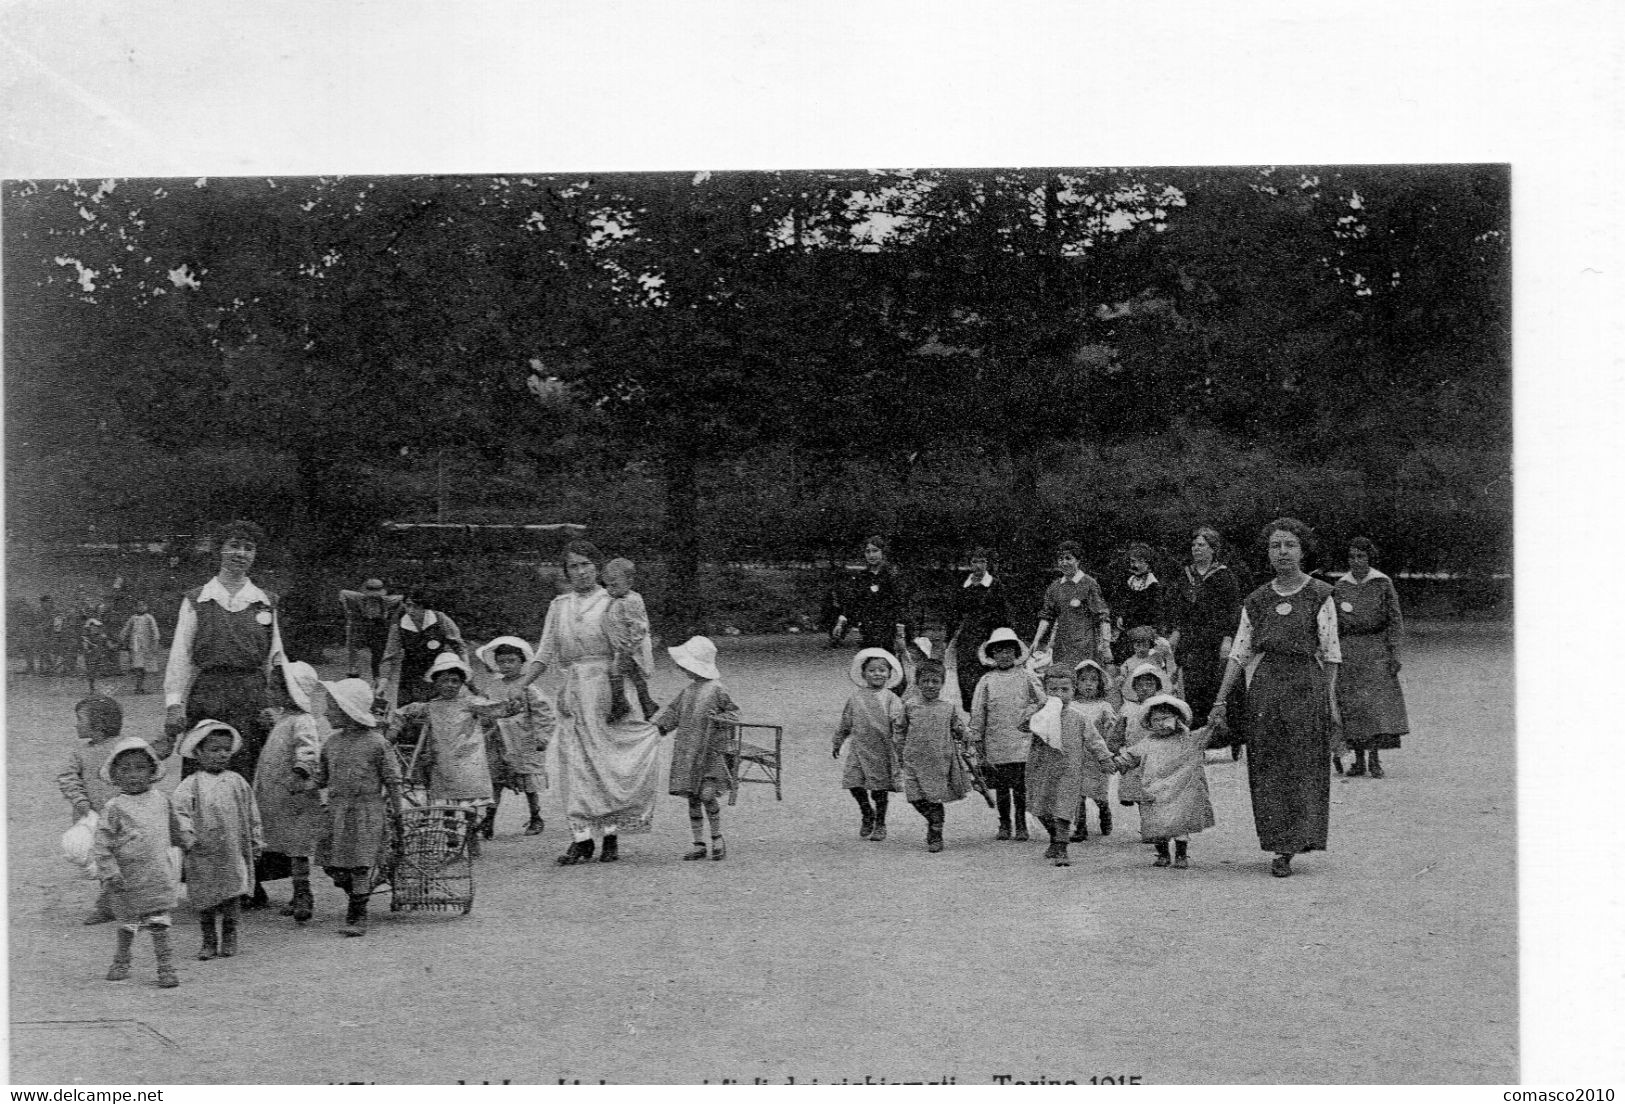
[555, 657, 663, 835]
[1337, 634, 1409, 750]
[1244, 653, 1331, 854]
[185, 670, 270, 781]
[1183, 637, 1248, 747]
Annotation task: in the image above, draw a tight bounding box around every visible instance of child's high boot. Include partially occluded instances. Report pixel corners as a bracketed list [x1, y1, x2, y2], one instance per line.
[342, 893, 369, 937]
[290, 878, 314, 924]
[1097, 802, 1112, 836]
[1153, 840, 1172, 868]
[197, 913, 218, 960]
[106, 927, 135, 981]
[869, 792, 889, 842]
[152, 927, 179, 987]
[1173, 839, 1189, 869]
[1069, 799, 1088, 842]
[219, 902, 240, 957]
[1368, 749, 1384, 778]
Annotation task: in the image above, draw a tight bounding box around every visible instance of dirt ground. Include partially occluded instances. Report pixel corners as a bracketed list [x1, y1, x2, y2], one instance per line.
[7, 626, 1515, 1085]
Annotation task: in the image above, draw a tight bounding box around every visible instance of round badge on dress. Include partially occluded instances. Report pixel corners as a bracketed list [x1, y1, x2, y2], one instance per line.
[1069, 597, 1081, 608]
[1274, 602, 1293, 616]
[254, 610, 273, 626]
[1340, 600, 1354, 612]
[427, 639, 441, 650]
[869, 584, 879, 593]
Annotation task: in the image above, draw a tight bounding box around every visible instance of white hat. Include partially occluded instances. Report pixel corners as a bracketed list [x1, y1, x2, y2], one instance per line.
[1140, 693, 1192, 729]
[322, 678, 382, 727]
[1124, 661, 1172, 699]
[667, 635, 720, 680]
[476, 635, 535, 670]
[424, 650, 473, 683]
[977, 626, 1031, 666]
[280, 660, 322, 714]
[179, 720, 243, 760]
[98, 736, 166, 783]
[849, 647, 903, 689]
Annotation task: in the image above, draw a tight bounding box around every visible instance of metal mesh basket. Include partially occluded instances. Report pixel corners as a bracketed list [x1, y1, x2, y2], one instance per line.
[372, 804, 477, 914]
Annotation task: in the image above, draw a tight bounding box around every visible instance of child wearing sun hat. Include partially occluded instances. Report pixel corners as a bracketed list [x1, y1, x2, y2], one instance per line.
[92, 738, 194, 986]
[832, 646, 906, 841]
[652, 636, 739, 860]
[316, 678, 404, 936]
[1113, 693, 1216, 868]
[173, 721, 262, 961]
[473, 636, 555, 839]
[969, 627, 1046, 841]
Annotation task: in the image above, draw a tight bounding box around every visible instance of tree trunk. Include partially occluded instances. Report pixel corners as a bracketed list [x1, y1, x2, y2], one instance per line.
[662, 441, 702, 639]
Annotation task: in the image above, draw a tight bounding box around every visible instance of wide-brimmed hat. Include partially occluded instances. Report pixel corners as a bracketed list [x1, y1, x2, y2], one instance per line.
[977, 626, 1030, 666]
[179, 720, 243, 760]
[424, 651, 473, 683]
[1140, 693, 1192, 729]
[1073, 658, 1109, 684]
[849, 647, 903, 689]
[1124, 661, 1172, 699]
[98, 736, 166, 783]
[280, 660, 322, 714]
[476, 635, 535, 670]
[668, 635, 720, 680]
[322, 678, 381, 727]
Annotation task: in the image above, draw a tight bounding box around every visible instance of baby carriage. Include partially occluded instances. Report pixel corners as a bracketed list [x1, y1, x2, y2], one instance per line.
[370, 713, 476, 914]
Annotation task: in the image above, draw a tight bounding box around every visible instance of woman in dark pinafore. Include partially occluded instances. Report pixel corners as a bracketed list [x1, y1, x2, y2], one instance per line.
[1210, 518, 1341, 878]
[160, 520, 283, 781]
[376, 592, 467, 709]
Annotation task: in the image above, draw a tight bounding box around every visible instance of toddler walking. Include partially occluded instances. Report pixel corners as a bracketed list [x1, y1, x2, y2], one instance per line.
[473, 637, 555, 839]
[896, 659, 970, 852]
[316, 678, 405, 936]
[254, 661, 328, 924]
[969, 628, 1046, 841]
[119, 600, 162, 695]
[1067, 660, 1120, 841]
[173, 721, 263, 960]
[1113, 694, 1216, 868]
[92, 738, 194, 987]
[832, 647, 905, 841]
[58, 694, 126, 924]
[1021, 665, 1117, 866]
[652, 636, 738, 861]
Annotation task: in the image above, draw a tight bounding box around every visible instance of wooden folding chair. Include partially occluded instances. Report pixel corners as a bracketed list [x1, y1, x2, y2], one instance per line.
[712, 716, 784, 806]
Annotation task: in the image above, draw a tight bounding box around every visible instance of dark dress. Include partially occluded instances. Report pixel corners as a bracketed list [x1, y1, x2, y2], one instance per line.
[180, 586, 280, 781]
[947, 575, 1013, 712]
[396, 614, 463, 704]
[1235, 577, 1338, 855]
[1111, 573, 1166, 664]
[1171, 563, 1246, 740]
[843, 564, 909, 649]
[1333, 571, 1410, 751]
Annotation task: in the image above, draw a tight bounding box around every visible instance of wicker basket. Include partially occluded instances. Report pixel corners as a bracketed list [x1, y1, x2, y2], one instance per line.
[371, 804, 477, 914]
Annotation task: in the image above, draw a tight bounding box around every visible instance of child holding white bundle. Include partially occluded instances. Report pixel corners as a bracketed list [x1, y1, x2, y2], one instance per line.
[1113, 694, 1216, 868]
[58, 694, 126, 924]
[832, 647, 905, 841]
[173, 721, 263, 960]
[1022, 666, 1118, 866]
[653, 636, 738, 861]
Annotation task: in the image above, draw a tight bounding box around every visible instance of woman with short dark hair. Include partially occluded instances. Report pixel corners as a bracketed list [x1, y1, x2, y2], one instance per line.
[1167, 527, 1244, 744]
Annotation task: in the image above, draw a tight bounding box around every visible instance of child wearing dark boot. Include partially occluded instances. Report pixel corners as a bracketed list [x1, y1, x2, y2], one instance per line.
[1067, 660, 1120, 843]
[473, 637, 555, 840]
[897, 660, 970, 853]
[316, 679, 404, 936]
[969, 628, 1046, 841]
[173, 722, 262, 960]
[602, 559, 661, 723]
[653, 636, 738, 861]
[832, 648, 905, 842]
[1113, 695, 1215, 869]
[91, 738, 194, 986]
[1022, 666, 1118, 866]
[58, 693, 125, 924]
[253, 661, 327, 924]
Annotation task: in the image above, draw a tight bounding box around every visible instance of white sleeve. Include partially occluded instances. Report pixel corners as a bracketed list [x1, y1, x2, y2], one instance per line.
[1317, 595, 1342, 664]
[1227, 607, 1254, 665]
[163, 597, 199, 707]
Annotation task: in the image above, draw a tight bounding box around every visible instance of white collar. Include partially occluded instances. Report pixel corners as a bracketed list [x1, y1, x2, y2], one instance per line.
[1062, 570, 1084, 585]
[1127, 571, 1158, 591]
[963, 573, 994, 589]
[1269, 575, 1313, 597]
[400, 610, 440, 632]
[1337, 568, 1390, 585]
[198, 577, 269, 609]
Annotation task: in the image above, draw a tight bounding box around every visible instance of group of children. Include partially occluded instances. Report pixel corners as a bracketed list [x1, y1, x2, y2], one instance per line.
[831, 620, 1218, 869]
